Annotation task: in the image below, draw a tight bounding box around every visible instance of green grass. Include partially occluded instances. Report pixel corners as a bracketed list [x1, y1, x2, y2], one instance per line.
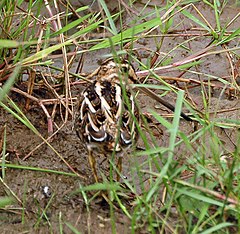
[0, 0, 240, 233]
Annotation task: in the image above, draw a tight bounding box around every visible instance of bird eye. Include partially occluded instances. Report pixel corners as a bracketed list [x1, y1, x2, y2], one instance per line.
[102, 66, 108, 71]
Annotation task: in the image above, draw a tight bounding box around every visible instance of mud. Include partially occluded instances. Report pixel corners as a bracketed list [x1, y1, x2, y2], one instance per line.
[1, 1, 240, 233]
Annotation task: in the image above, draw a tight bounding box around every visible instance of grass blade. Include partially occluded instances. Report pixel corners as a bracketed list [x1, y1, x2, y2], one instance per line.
[0, 65, 21, 101]
[199, 223, 233, 234]
[98, 0, 118, 35]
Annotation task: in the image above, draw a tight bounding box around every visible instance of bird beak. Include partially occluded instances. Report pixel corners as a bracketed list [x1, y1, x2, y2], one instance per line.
[133, 84, 192, 121]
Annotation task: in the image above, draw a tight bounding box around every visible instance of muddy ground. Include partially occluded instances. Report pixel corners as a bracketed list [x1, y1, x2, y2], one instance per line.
[0, 1, 240, 233]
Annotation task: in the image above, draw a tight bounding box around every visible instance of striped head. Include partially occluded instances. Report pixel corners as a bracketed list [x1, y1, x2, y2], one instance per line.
[96, 58, 138, 85]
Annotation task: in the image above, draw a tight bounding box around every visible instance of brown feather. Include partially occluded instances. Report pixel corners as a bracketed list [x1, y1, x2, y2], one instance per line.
[75, 59, 139, 154]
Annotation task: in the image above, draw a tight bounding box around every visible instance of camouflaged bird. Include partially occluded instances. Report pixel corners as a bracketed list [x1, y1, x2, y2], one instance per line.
[75, 57, 192, 183]
[74, 58, 139, 182]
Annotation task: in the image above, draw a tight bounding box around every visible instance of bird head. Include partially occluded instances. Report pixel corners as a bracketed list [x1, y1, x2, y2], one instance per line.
[96, 58, 138, 85]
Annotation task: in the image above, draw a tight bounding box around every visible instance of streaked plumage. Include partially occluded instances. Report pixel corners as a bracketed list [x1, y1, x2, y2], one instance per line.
[75, 58, 139, 182]
[75, 58, 192, 183]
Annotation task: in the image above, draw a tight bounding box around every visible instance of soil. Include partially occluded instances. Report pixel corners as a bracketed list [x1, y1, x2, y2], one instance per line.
[0, 1, 239, 233]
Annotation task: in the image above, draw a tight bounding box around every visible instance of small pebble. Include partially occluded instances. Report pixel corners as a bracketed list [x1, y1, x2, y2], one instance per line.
[41, 186, 52, 198]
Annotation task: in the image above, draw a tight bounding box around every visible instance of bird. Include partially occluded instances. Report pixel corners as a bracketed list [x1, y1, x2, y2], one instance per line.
[74, 57, 192, 183]
[74, 58, 140, 183]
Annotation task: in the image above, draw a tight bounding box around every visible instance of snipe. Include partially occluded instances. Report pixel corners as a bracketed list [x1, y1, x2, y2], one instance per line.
[74, 58, 139, 182]
[74, 57, 191, 183]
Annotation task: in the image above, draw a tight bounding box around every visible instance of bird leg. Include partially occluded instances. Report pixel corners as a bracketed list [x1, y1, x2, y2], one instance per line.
[88, 150, 99, 183]
[116, 157, 122, 182]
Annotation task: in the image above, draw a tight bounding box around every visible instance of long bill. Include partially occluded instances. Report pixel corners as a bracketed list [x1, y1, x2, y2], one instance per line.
[134, 85, 192, 122]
